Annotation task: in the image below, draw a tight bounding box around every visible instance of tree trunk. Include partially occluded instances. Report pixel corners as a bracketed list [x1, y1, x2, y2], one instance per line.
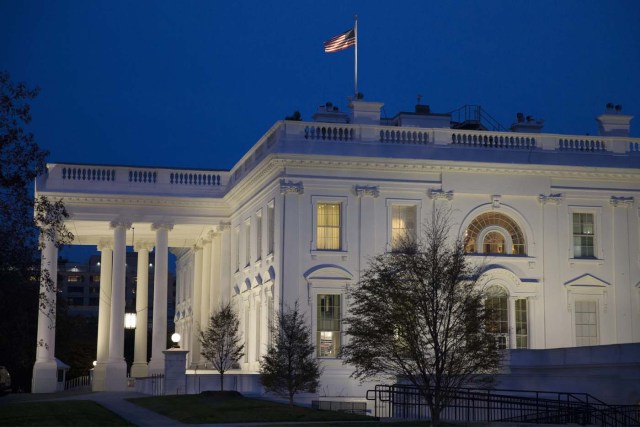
[289, 391, 294, 406]
[220, 372, 224, 391]
[431, 407, 440, 426]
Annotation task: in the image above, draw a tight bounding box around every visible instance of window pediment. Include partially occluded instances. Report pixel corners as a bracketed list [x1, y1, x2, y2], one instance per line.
[304, 264, 353, 282]
[564, 274, 610, 288]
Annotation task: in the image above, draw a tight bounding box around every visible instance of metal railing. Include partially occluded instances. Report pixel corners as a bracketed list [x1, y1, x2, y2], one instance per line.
[312, 400, 368, 415]
[64, 375, 91, 392]
[366, 384, 640, 426]
[134, 373, 165, 396]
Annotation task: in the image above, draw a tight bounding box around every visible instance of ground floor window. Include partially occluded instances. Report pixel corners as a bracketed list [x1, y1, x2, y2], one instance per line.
[317, 294, 341, 357]
[515, 298, 528, 349]
[575, 300, 598, 346]
[486, 290, 509, 349]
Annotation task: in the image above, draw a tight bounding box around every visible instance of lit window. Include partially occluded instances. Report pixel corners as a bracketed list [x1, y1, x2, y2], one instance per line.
[267, 203, 275, 255]
[464, 212, 526, 255]
[575, 300, 598, 346]
[515, 298, 528, 349]
[317, 294, 341, 357]
[67, 275, 83, 283]
[573, 213, 595, 258]
[486, 287, 509, 350]
[317, 203, 341, 250]
[391, 205, 417, 251]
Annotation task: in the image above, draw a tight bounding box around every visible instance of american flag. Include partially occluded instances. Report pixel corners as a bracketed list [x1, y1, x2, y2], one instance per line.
[324, 28, 356, 53]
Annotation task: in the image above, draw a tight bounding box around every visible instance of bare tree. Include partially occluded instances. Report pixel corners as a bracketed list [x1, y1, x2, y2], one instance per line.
[199, 302, 244, 391]
[342, 208, 501, 425]
[259, 302, 321, 406]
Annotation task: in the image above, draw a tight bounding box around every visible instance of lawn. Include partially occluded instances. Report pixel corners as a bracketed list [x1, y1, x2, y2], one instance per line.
[0, 400, 133, 426]
[128, 392, 376, 424]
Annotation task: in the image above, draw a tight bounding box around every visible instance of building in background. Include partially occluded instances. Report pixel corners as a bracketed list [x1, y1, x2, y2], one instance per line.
[33, 99, 640, 400]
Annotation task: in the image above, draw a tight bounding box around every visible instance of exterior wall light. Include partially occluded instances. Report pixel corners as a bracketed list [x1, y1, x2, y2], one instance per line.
[124, 312, 137, 330]
[171, 332, 181, 348]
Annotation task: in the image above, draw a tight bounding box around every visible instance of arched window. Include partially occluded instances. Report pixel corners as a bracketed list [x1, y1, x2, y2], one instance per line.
[464, 212, 526, 255]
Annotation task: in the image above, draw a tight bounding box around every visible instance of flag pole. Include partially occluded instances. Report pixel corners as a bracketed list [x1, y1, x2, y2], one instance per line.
[354, 15, 358, 99]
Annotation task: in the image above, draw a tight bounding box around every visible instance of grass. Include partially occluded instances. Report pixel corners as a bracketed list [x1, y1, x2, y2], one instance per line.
[0, 400, 134, 426]
[128, 392, 377, 424]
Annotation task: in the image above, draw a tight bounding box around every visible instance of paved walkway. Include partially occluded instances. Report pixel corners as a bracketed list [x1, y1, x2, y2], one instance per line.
[1, 391, 570, 427]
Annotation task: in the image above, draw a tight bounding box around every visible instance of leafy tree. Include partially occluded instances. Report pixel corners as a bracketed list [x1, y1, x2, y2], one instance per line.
[0, 71, 73, 391]
[199, 302, 244, 391]
[342, 208, 501, 425]
[259, 302, 321, 406]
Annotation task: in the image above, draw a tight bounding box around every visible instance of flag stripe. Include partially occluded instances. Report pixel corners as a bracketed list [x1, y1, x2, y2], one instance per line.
[324, 29, 356, 53]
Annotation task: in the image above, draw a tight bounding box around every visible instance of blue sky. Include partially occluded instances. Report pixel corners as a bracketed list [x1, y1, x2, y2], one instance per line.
[2, 1, 640, 173]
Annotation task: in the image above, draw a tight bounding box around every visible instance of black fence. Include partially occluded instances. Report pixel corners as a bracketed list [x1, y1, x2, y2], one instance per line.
[367, 384, 640, 426]
[312, 400, 368, 415]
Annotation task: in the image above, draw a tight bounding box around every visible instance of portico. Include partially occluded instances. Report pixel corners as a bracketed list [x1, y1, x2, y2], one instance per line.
[31, 164, 229, 393]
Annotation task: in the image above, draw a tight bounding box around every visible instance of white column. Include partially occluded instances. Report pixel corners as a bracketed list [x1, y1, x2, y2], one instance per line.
[210, 231, 221, 312]
[131, 241, 153, 378]
[92, 240, 113, 391]
[32, 234, 59, 393]
[190, 244, 203, 367]
[509, 296, 517, 349]
[104, 221, 130, 391]
[148, 223, 172, 374]
[199, 235, 212, 338]
[219, 223, 232, 305]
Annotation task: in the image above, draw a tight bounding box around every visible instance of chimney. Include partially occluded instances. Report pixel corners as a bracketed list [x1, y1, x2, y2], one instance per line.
[510, 113, 544, 133]
[596, 103, 633, 137]
[349, 100, 384, 125]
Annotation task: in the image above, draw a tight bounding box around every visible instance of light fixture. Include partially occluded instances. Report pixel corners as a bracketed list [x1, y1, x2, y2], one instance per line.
[149, 263, 153, 267]
[124, 312, 137, 330]
[92, 360, 97, 367]
[171, 332, 181, 348]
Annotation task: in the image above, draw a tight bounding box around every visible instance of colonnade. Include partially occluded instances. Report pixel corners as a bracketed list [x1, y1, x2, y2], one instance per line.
[32, 222, 173, 393]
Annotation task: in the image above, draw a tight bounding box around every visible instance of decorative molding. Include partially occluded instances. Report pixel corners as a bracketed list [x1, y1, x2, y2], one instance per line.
[97, 239, 113, 251]
[355, 185, 379, 198]
[151, 223, 174, 231]
[279, 179, 304, 195]
[218, 221, 231, 231]
[492, 195, 501, 208]
[609, 196, 634, 207]
[538, 193, 563, 205]
[134, 241, 154, 252]
[427, 188, 454, 201]
[109, 221, 132, 230]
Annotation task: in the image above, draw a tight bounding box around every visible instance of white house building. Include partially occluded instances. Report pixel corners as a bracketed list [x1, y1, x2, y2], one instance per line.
[32, 100, 640, 397]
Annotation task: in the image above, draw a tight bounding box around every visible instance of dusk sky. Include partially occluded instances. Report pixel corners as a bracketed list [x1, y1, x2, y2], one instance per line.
[3, 1, 640, 173]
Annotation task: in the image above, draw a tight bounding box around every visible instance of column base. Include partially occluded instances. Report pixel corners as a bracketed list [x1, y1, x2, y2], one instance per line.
[104, 360, 128, 391]
[130, 362, 149, 378]
[148, 354, 165, 375]
[32, 360, 58, 393]
[92, 363, 108, 391]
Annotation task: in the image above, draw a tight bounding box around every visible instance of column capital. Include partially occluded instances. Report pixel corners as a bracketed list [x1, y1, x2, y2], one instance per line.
[109, 221, 132, 230]
[610, 196, 634, 207]
[97, 239, 113, 251]
[538, 193, 563, 205]
[217, 221, 231, 232]
[134, 241, 155, 252]
[280, 179, 304, 195]
[207, 229, 220, 240]
[192, 242, 203, 251]
[151, 223, 174, 231]
[355, 185, 379, 198]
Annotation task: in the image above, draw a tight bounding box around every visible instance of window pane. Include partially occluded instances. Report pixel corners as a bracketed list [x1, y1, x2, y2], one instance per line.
[391, 205, 417, 250]
[317, 203, 341, 250]
[515, 298, 528, 349]
[575, 300, 598, 346]
[573, 213, 595, 258]
[317, 294, 341, 357]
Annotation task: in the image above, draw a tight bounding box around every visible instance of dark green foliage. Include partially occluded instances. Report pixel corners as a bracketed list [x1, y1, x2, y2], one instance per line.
[199, 302, 244, 391]
[0, 71, 73, 391]
[342, 208, 501, 425]
[0, 400, 134, 426]
[259, 302, 321, 405]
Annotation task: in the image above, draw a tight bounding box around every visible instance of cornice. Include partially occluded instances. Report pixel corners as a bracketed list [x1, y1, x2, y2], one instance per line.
[38, 193, 230, 210]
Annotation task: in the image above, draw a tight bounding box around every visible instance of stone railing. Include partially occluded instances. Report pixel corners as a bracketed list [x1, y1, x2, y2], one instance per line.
[283, 121, 638, 155]
[41, 164, 229, 196]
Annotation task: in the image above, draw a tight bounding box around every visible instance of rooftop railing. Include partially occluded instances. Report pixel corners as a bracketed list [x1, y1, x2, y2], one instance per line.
[39, 163, 229, 197]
